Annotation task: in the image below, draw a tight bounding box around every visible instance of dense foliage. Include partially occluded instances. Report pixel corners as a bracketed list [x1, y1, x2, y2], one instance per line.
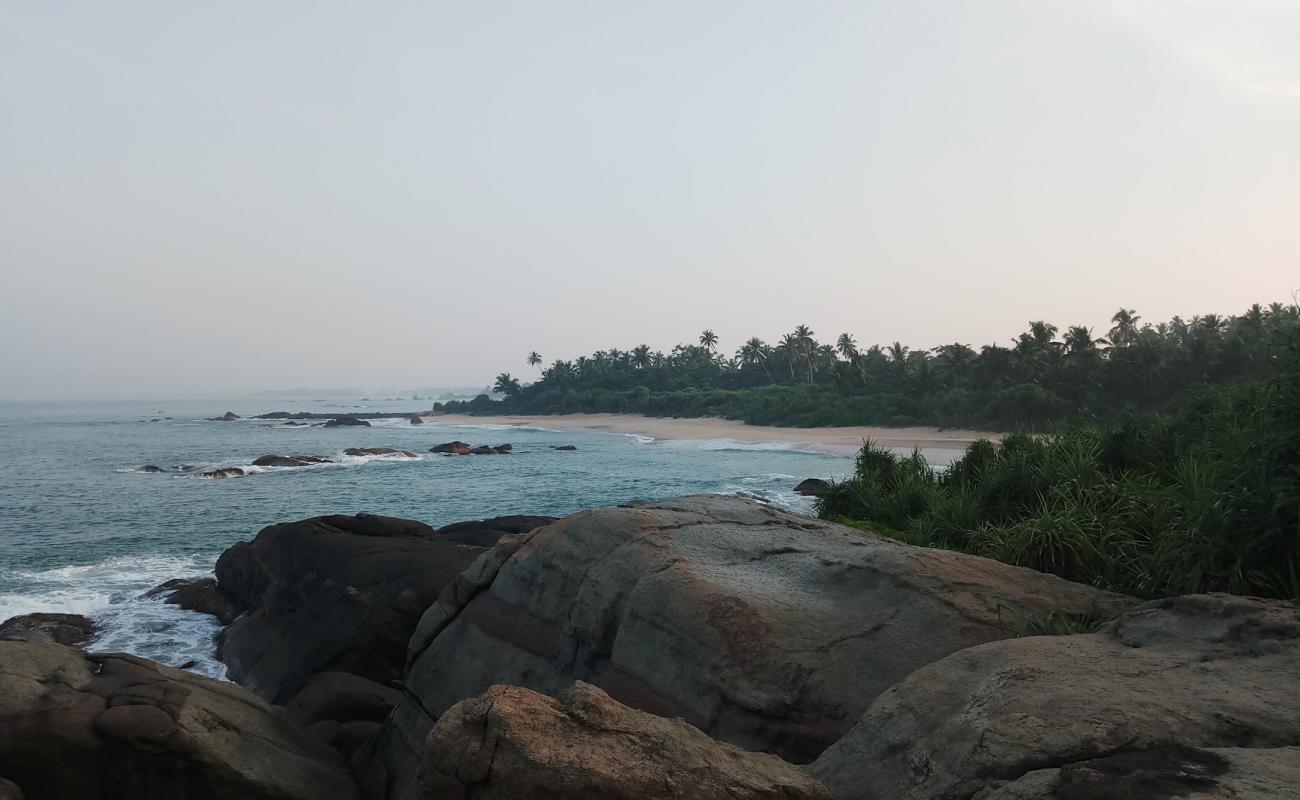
[815, 327, 1300, 600]
[447, 304, 1299, 430]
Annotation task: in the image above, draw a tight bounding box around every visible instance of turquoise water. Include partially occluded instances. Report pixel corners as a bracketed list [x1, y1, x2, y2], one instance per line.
[0, 397, 854, 675]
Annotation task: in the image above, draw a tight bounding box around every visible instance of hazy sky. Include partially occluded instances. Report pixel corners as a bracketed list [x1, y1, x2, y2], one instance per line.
[3, 1, 1299, 399]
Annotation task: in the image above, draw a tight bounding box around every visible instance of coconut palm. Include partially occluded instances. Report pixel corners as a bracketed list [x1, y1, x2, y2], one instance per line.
[836, 333, 858, 359]
[493, 373, 521, 397]
[631, 345, 651, 369]
[526, 352, 543, 373]
[1109, 309, 1141, 347]
[699, 330, 719, 351]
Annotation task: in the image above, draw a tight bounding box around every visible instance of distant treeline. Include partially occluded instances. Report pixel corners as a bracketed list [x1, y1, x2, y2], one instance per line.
[439, 303, 1300, 430]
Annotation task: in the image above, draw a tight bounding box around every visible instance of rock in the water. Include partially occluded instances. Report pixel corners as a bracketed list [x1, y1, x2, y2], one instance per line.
[142, 578, 244, 625]
[343, 447, 411, 457]
[468, 445, 495, 455]
[206, 411, 241, 421]
[809, 593, 1300, 800]
[551, 445, 577, 451]
[215, 513, 487, 702]
[408, 416, 424, 425]
[435, 515, 558, 548]
[137, 465, 165, 473]
[410, 682, 831, 800]
[0, 613, 96, 647]
[369, 495, 1132, 796]
[0, 639, 357, 799]
[323, 417, 370, 428]
[793, 478, 829, 497]
[430, 441, 471, 454]
[252, 455, 316, 467]
[493, 443, 512, 452]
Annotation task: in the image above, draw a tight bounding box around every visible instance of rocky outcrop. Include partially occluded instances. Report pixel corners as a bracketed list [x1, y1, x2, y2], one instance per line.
[0, 639, 357, 799]
[252, 455, 334, 468]
[343, 448, 417, 458]
[142, 578, 244, 626]
[285, 672, 401, 758]
[793, 478, 829, 497]
[137, 465, 165, 473]
[367, 495, 1133, 797]
[409, 682, 831, 800]
[0, 613, 96, 647]
[206, 411, 241, 421]
[809, 593, 1300, 800]
[430, 441, 471, 454]
[324, 418, 370, 428]
[435, 515, 557, 548]
[408, 416, 424, 425]
[215, 514, 487, 702]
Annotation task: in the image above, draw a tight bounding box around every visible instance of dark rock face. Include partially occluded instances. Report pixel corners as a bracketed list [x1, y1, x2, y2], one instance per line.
[809, 594, 1300, 800]
[0, 639, 357, 799]
[410, 682, 832, 800]
[323, 418, 370, 428]
[285, 672, 401, 759]
[142, 578, 244, 626]
[214, 513, 487, 702]
[434, 515, 558, 548]
[793, 478, 829, 497]
[0, 613, 96, 647]
[367, 496, 1133, 797]
[430, 441, 471, 453]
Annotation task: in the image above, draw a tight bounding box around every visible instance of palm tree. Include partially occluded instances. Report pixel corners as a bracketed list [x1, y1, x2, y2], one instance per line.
[836, 333, 858, 360]
[792, 325, 816, 383]
[1063, 325, 1102, 356]
[1108, 309, 1141, 347]
[699, 329, 719, 351]
[526, 352, 543, 373]
[736, 337, 773, 381]
[493, 373, 521, 397]
[631, 345, 651, 369]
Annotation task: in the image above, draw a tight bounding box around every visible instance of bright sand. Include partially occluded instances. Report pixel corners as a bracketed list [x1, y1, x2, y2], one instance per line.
[420, 413, 999, 458]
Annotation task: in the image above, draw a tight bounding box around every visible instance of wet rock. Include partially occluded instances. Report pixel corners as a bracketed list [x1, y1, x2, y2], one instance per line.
[408, 416, 424, 425]
[793, 478, 829, 497]
[323, 418, 370, 428]
[137, 465, 165, 473]
[551, 445, 577, 451]
[252, 455, 316, 467]
[430, 441, 471, 454]
[0, 613, 96, 647]
[203, 468, 245, 479]
[468, 446, 495, 455]
[206, 411, 241, 421]
[142, 578, 244, 625]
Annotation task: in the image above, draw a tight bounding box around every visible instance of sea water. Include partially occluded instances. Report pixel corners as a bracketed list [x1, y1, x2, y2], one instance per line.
[0, 397, 864, 677]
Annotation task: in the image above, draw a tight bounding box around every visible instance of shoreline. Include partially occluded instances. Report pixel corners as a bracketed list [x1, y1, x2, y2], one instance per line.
[419, 412, 999, 457]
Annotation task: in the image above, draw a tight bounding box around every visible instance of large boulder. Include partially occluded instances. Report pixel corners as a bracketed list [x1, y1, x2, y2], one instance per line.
[368, 495, 1133, 797]
[0, 638, 357, 799]
[434, 515, 557, 548]
[809, 593, 1300, 800]
[429, 442, 470, 454]
[142, 578, 244, 626]
[410, 682, 831, 800]
[793, 478, 829, 497]
[0, 613, 96, 648]
[215, 513, 487, 702]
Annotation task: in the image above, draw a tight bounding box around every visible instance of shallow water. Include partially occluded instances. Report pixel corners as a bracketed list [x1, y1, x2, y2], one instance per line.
[0, 397, 863, 676]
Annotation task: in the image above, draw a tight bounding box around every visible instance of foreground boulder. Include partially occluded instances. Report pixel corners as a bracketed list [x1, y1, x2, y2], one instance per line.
[809, 593, 1300, 800]
[367, 495, 1132, 796]
[215, 513, 487, 702]
[0, 613, 96, 647]
[0, 639, 356, 799]
[142, 578, 244, 626]
[410, 682, 830, 800]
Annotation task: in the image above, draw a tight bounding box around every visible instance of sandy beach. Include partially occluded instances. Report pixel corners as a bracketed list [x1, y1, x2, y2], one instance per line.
[420, 413, 999, 457]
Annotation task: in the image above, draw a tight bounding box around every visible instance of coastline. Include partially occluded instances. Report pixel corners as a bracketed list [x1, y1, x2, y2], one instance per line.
[420, 412, 999, 457]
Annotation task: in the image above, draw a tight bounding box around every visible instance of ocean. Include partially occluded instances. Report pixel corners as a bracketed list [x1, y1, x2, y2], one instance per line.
[0, 397, 859, 678]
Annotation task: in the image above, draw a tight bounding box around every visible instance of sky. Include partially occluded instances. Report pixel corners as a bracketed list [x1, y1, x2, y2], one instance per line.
[2, 1, 1299, 399]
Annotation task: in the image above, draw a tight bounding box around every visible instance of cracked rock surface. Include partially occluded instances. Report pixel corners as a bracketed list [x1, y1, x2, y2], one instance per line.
[809, 593, 1300, 800]
[0, 638, 356, 799]
[367, 495, 1132, 799]
[414, 682, 831, 800]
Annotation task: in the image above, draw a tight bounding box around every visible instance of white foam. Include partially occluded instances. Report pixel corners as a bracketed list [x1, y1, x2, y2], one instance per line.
[624, 433, 656, 444]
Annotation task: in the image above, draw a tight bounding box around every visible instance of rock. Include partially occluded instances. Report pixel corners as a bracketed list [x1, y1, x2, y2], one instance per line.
[551, 445, 577, 451]
[203, 467, 245, 479]
[409, 416, 424, 425]
[809, 593, 1300, 800]
[0, 639, 357, 799]
[285, 672, 400, 758]
[206, 411, 241, 421]
[435, 515, 558, 548]
[253, 455, 316, 467]
[324, 418, 370, 428]
[293, 455, 333, 464]
[793, 478, 829, 497]
[215, 513, 487, 702]
[411, 682, 831, 800]
[0, 613, 96, 647]
[491, 447, 511, 455]
[368, 496, 1133, 796]
[284, 421, 302, 426]
[493, 443, 512, 452]
[137, 465, 165, 473]
[142, 578, 244, 625]
[430, 441, 471, 454]
[343, 447, 407, 457]
[468, 446, 495, 455]
[0, 778, 21, 800]
[975, 745, 1300, 800]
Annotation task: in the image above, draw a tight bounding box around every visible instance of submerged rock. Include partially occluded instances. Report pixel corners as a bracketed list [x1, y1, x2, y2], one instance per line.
[411, 682, 831, 800]
[0, 639, 357, 799]
[367, 495, 1133, 796]
[137, 465, 166, 473]
[0, 613, 96, 648]
[809, 593, 1300, 800]
[215, 513, 486, 702]
[142, 578, 244, 625]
